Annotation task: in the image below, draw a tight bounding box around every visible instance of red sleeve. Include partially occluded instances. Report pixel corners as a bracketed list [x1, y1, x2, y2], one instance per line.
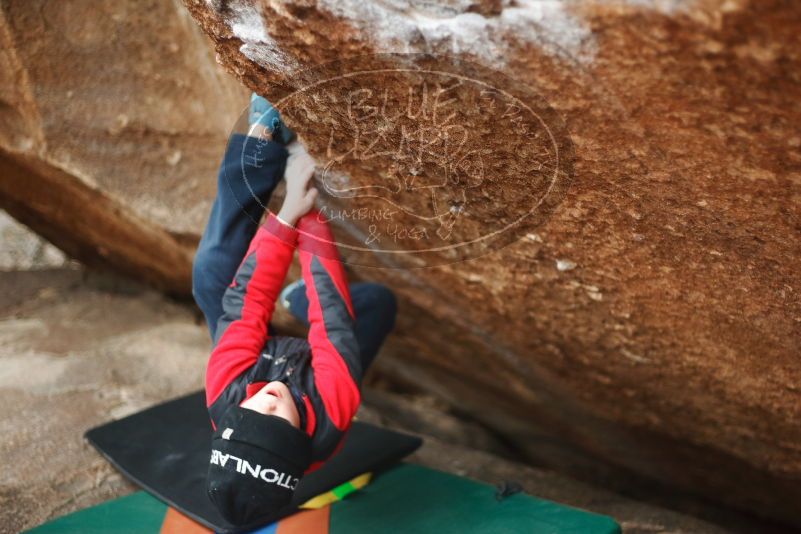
[205, 213, 298, 407]
[297, 209, 361, 432]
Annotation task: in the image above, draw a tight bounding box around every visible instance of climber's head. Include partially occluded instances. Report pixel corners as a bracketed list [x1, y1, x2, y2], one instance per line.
[206, 402, 311, 526]
[239, 380, 300, 428]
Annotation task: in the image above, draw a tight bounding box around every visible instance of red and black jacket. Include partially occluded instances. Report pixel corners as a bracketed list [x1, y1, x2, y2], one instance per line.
[204, 210, 361, 474]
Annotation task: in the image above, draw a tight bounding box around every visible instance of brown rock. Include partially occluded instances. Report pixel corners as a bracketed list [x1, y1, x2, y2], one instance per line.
[0, 210, 67, 269]
[0, 0, 248, 294]
[179, 0, 801, 525]
[1, 0, 799, 527]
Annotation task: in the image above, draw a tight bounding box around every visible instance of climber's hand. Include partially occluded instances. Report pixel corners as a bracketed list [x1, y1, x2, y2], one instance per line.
[277, 141, 318, 226]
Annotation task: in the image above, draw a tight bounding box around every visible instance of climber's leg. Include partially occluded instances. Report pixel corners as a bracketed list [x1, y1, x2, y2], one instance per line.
[350, 282, 398, 370]
[192, 132, 288, 340]
[281, 280, 397, 371]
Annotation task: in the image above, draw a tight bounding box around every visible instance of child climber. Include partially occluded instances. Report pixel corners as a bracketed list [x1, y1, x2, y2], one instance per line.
[191, 95, 397, 527]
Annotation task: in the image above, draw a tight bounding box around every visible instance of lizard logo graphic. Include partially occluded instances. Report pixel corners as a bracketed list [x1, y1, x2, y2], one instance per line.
[237, 53, 574, 268]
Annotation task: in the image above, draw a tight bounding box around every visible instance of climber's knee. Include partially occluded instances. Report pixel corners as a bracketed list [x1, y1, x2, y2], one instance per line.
[191, 250, 215, 312]
[364, 283, 398, 332]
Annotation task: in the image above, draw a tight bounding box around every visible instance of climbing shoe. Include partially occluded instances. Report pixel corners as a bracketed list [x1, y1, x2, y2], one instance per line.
[279, 279, 305, 313]
[248, 93, 296, 144]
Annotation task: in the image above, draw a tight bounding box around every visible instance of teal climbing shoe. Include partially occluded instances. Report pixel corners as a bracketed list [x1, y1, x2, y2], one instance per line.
[248, 93, 296, 144]
[279, 278, 305, 311]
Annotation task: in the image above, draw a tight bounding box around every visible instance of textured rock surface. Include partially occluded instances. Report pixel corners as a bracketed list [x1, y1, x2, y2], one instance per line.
[0, 0, 248, 294]
[0, 266, 739, 533]
[0, 209, 67, 270]
[179, 0, 801, 525]
[0, 0, 799, 527]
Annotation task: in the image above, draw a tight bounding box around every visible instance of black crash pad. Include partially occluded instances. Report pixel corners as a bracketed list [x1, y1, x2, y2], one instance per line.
[84, 390, 422, 533]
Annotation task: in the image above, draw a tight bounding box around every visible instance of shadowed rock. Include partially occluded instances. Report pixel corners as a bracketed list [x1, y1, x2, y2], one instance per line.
[0, 0, 248, 294]
[0, 0, 799, 527]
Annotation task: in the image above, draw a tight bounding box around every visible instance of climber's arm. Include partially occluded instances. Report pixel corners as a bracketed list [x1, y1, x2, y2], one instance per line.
[204, 213, 297, 407]
[206, 141, 322, 408]
[298, 210, 361, 431]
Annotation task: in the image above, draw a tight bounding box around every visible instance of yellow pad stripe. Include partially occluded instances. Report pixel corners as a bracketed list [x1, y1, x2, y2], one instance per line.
[300, 472, 372, 509]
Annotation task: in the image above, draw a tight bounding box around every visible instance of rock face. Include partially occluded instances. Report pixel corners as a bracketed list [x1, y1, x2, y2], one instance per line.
[1, 0, 800, 527]
[0, 0, 248, 294]
[0, 209, 67, 269]
[179, 0, 801, 525]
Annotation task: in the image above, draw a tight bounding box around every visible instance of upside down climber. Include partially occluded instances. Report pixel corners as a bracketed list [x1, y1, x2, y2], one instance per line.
[191, 94, 397, 527]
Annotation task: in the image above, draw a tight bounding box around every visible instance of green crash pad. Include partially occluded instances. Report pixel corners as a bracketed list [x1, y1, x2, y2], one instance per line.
[26, 491, 166, 534]
[27, 463, 620, 534]
[331, 463, 620, 534]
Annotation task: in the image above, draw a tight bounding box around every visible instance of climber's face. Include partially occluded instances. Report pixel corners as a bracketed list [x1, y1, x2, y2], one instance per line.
[240, 380, 300, 428]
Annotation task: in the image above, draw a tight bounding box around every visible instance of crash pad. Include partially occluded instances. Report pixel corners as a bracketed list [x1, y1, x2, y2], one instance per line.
[330, 463, 621, 534]
[82, 390, 422, 533]
[27, 463, 621, 534]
